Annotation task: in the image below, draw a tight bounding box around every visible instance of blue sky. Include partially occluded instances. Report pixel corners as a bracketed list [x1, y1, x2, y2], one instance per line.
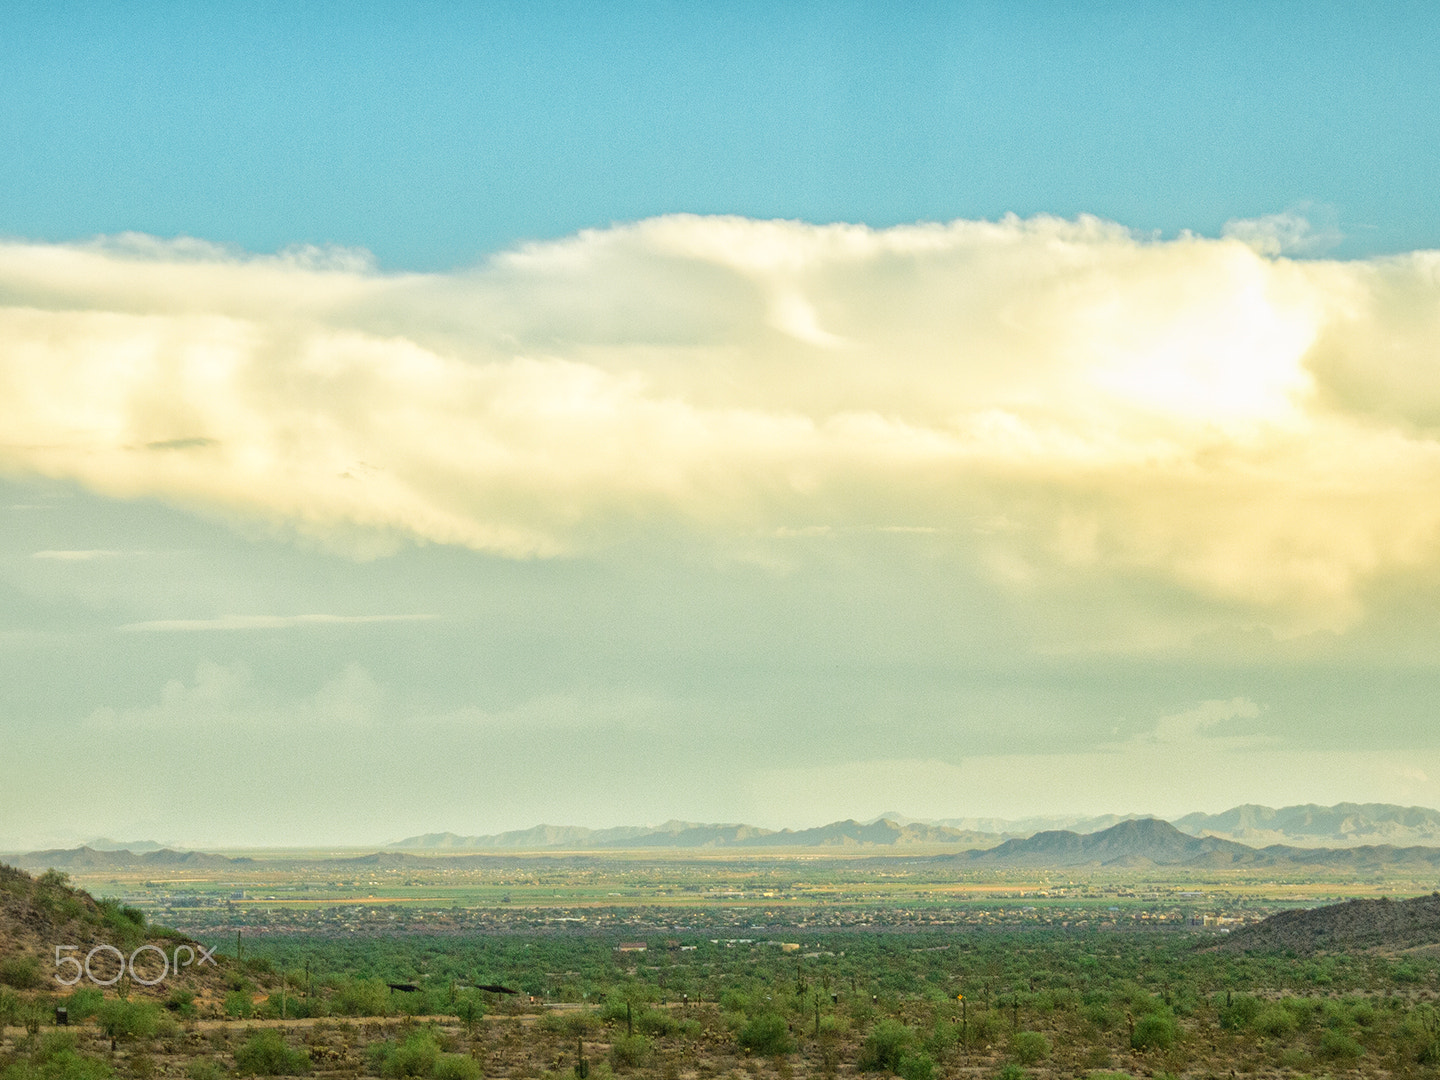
[4, 2, 1440, 848]
[5, 1, 1440, 268]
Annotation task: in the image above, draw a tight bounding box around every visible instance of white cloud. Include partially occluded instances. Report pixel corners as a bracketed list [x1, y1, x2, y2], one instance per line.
[83, 660, 384, 731]
[4, 214, 1440, 634]
[32, 549, 130, 560]
[1141, 697, 1264, 746]
[1221, 205, 1342, 257]
[119, 614, 436, 631]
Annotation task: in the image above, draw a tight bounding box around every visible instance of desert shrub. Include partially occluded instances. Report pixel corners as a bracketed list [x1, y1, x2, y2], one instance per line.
[1253, 1006, 1297, 1038]
[717, 989, 751, 1015]
[96, 1000, 160, 1041]
[454, 993, 485, 1028]
[128, 1053, 154, 1080]
[164, 989, 196, 1019]
[994, 1065, 1028, 1080]
[539, 1010, 601, 1036]
[923, 1020, 961, 1055]
[1218, 994, 1262, 1030]
[1083, 1003, 1121, 1031]
[429, 1056, 480, 1080]
[368, 1031, 440, 1078]
[858, 1020, 913, 1072]
[3, 1031, 114, 1080]
[1009, 1031, 1050, 1065]
[32, 1033, 79, 1060]
[737, 1014, 794, 1056]
[234, 1030, 312, 1076]
[223, 992, 253, 1020]
[331, 977, 391, 1017]
[94, 900, 146, 943]
[634, 1008, 679, 1037]
[1317, 1029, 1363, 1061]
[608, 1034, 650, 1070]
[185, 1060, 225, 1080]
[969, 1012, 1003, 1045]
[66, 988, 104, 1021]
[1130, 1012, 1178, 1051]
[0, 956, 41, 989]
[895, 1051, 934, 1080]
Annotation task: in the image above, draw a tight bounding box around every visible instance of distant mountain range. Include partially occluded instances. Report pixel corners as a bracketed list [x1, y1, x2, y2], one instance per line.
[389, 818, 1002, 851]
[1172, 802, 1440, 848]
[7, 846, 251, 870]
[389, 802, 1440, 852]
[11, 802, 1440, 868]
[17, 817, 1440, 875]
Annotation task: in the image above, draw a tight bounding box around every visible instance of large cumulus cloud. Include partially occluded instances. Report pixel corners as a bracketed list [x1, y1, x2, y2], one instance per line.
[3, 214, 1440, 632]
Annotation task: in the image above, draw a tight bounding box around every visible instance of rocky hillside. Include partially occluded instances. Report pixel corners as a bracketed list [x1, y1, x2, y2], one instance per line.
[1223, 893, 1440, 953]
[0, 861, 238, 1001]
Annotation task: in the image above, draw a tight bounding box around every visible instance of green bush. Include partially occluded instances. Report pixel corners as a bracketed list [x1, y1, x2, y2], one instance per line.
[66, 988, 104, 1022]
[165, 989, 197, 1019]
[95, 1000, 160, 1041]
[185, 1060, 225, 1080]
[858, 1020, 913, 1072]
[370, 1031, 440, 1078]
[539, 1010, 599, 1036]
[1130, 1013, 1178, 1051]
[234, 1030, 312, 1076]
[1219, 994, 1262, 1030]
[1083, 1004, 1120, 1031]
[0, 956, 41, 989]
[607, 1034, 650, 1070]
[331, 977, 391, 1017]
[1253, 1006, 1297, 1038]
[895, 1051, 935, 1080]
[1009, 1031, 1050, 1065]
[2, 1031, 114, 1080]
[1317, 1029, 1364, 1061]
[95, 900, 146, 943]
[737, 1014, 794, 1056]
[994, 1065, 1028, 1080]
[968, 1012, 1003, 1045]
[453, 993, 487, 1028]
[429, 1055, 480, 1080]
[224, 992, 253, 1020]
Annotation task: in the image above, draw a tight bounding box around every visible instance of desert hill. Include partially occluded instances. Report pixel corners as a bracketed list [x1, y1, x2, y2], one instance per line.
[957, 818, 1440, 871]
[0, 862, 239, 1000]
[1223, 892, 1440, 953]
[963, 817, 1259, 867]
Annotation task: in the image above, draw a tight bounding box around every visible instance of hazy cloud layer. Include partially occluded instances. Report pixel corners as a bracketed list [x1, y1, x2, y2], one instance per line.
[4, 215, 1440, 635]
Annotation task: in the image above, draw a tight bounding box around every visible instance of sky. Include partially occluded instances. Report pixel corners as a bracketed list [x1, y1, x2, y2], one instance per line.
[3, 2, 1440, 847]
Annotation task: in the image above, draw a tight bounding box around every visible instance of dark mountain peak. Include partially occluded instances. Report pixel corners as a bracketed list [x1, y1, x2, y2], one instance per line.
[1225, 892, 1440, 953]
[971, 815, 1255, 867]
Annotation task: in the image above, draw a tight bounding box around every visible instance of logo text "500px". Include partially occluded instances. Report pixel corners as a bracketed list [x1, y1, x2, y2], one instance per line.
[54, 944, 218, 987]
